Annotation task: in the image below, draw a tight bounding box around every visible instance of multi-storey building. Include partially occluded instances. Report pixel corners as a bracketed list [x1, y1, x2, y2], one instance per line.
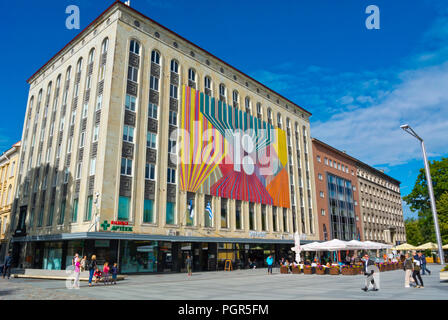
[356, 163, 406, 245]
[0, 142, 20, 261]
[312, 138, 406, 245]
[8, 1, 318, 272]
[312, 139, 363, 242]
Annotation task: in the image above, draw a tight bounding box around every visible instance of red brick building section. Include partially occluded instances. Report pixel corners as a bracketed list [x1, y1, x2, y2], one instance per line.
[312, 138, 363, 241]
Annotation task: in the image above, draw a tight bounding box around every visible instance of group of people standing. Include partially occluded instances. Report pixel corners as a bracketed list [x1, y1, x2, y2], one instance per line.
[403, 251, 430, 288]
[71, 253, 118, 289]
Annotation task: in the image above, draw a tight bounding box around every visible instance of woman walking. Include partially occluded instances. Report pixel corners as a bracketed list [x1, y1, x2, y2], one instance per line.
[74, 256, 81, 289]
[403, 253, 413, 288]
[80, 256, 87, 272]
[186, 254, 192, 277]
[412, 255, 424, 288]
[88, 254, 97, 287]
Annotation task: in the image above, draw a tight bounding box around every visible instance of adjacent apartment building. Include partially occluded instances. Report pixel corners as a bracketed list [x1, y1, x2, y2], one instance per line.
[0, 142, 20, 261]
[312, 138, 406, 245]
[8, 1, 319, 272]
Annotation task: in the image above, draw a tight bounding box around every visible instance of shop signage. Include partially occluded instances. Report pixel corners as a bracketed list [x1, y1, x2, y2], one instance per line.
[249, 231, 267, 238]
[100, 220, 133, 232]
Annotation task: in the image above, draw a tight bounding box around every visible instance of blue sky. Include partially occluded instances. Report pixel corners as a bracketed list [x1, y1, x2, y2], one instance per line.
[1, 0, 447, 219]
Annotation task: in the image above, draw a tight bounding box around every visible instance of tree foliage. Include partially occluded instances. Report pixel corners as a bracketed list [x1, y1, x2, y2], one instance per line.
[403, 157, 448, 244]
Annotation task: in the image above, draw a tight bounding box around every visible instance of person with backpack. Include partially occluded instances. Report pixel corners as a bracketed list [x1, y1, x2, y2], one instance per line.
[88, 254, 97, 287]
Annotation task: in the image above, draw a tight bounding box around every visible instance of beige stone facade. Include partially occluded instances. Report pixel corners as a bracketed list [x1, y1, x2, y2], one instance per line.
[9, 2, 318, 268]
[0, 142, 20, 260]
[356, 163, 406, 244]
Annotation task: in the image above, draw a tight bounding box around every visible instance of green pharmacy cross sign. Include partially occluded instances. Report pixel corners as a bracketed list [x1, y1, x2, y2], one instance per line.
[100, 220, 133, 232]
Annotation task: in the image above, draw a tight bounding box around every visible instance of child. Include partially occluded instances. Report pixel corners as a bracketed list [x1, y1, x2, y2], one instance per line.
[94, 267, 102, 284]
[103, 262, 110, 285]
[111, 263, 118, 285]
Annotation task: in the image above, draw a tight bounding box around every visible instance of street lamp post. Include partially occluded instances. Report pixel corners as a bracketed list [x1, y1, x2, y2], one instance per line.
[400, 124, 445, 264]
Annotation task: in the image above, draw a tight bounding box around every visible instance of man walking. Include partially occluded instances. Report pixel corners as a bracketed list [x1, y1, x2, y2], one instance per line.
[266, 255, 274, 275]
[2, 252, 13, 279]
[361, 254, 378, 292]
[418, 252, 431, 276]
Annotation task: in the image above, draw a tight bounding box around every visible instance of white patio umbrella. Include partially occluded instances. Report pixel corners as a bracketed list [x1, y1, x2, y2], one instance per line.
[301, 241, 325, 251]
[319, 239, 349, 251]
[347, 240, 367, 250]
[363, 241, 384, 250]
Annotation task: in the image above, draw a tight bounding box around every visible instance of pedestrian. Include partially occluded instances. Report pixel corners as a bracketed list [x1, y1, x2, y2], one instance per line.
[403, 253, 413, 288]
[418, 252, 431, 276]
[361, 254, 378, 292]
[186, 254, 192, 276]
[72, 253, 79, 267]
[94, 267, 102, 284]
[111, 263, 118, 285]
[412, 255, 424, 288]
[74, 256, 81, 289]
[266, 255, 274, 274]
[80, 256, 87, 272]
[88, 254, 97, 287]
[2, 252, 12, 279]
[103, 262, 110, 285]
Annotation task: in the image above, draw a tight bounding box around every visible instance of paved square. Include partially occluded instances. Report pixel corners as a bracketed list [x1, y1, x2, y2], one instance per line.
[0, 265, 447, 300]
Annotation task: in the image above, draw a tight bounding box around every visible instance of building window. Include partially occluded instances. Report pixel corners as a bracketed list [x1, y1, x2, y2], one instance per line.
[235, 200, 242, 230]
[93, 124, 99, 142]
[166, 201, 175, 224]
[168, 139, 176, 154]
[170, 60, 179, 73]
[85, 195, 93, 221]
[232, 90, 239, 108]
[321, 209, 326, 216]
[145, 163, 156, 180]
[118, 196, 130, 221]
[317, 155, 321, 162]
[148, 103, 158, 119]
[102, 38, 109, 53]
[273, 207, 278, 232]
[79, 131, 85, 148]
[151, 50, 160, 64]
[261, 205, 267, 231]
[123, 125, 134, 143]
[167, 168, 176, 184]
[204, 76, 211, 91]
[143, 199, 154, 223]
[249, 203, 255, 230]
[47, 204, 54, 226]
[170, 84, 178, 99]
[121, 158, 132, 176]
[219, 84, 226, 98]
[188, 68, 196, 82]
[245, 97, 251, 114]
[221, 198, 228, 228]
[125, 94, 136, 111]
[82, 103, 89, 118]
[150, 75, 159, 91]
[147, 132, 157, 149]
[129, 39, 140, 55]
[96, 95, 102, 111]
[71, 198, 79, 222]
[128, 66, 138, 82]
[76, 162, 82, 180]
[318, 173, 323, 181]
[204, 198, 212, 227]
[90, 157, 96, 176]
[320, 191, 324, 198]
[169, 111, 177, 126]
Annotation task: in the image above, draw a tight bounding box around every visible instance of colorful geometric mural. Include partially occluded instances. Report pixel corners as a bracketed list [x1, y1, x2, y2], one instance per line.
[179, 85, 290, 208]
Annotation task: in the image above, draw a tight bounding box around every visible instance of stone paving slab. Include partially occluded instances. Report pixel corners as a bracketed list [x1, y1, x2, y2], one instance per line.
[0, 265, 447, 300]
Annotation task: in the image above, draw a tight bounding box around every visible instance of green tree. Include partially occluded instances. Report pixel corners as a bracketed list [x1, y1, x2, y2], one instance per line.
[436, 191, 448, 244]
[404, 218, 424, 245]
[403, 157, 448, 244]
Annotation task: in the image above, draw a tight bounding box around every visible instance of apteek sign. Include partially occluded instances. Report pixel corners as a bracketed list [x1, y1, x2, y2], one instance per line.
[100, 220, 133, 232]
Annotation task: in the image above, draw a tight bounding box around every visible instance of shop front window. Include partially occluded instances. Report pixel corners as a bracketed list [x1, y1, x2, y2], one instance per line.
[120, 240, 158, 273]
[43, 242, 63, 270]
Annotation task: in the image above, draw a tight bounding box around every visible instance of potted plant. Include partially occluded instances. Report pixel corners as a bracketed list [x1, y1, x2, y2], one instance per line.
[303, 265, 313, 274]
[329, 265, 340, 275]
[291, 266, 301, 274]
[316, 265, 326, 275]
[341, 265, 354, 275]
[280, 265, 289, 274]
[440, 265, 448, 281]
